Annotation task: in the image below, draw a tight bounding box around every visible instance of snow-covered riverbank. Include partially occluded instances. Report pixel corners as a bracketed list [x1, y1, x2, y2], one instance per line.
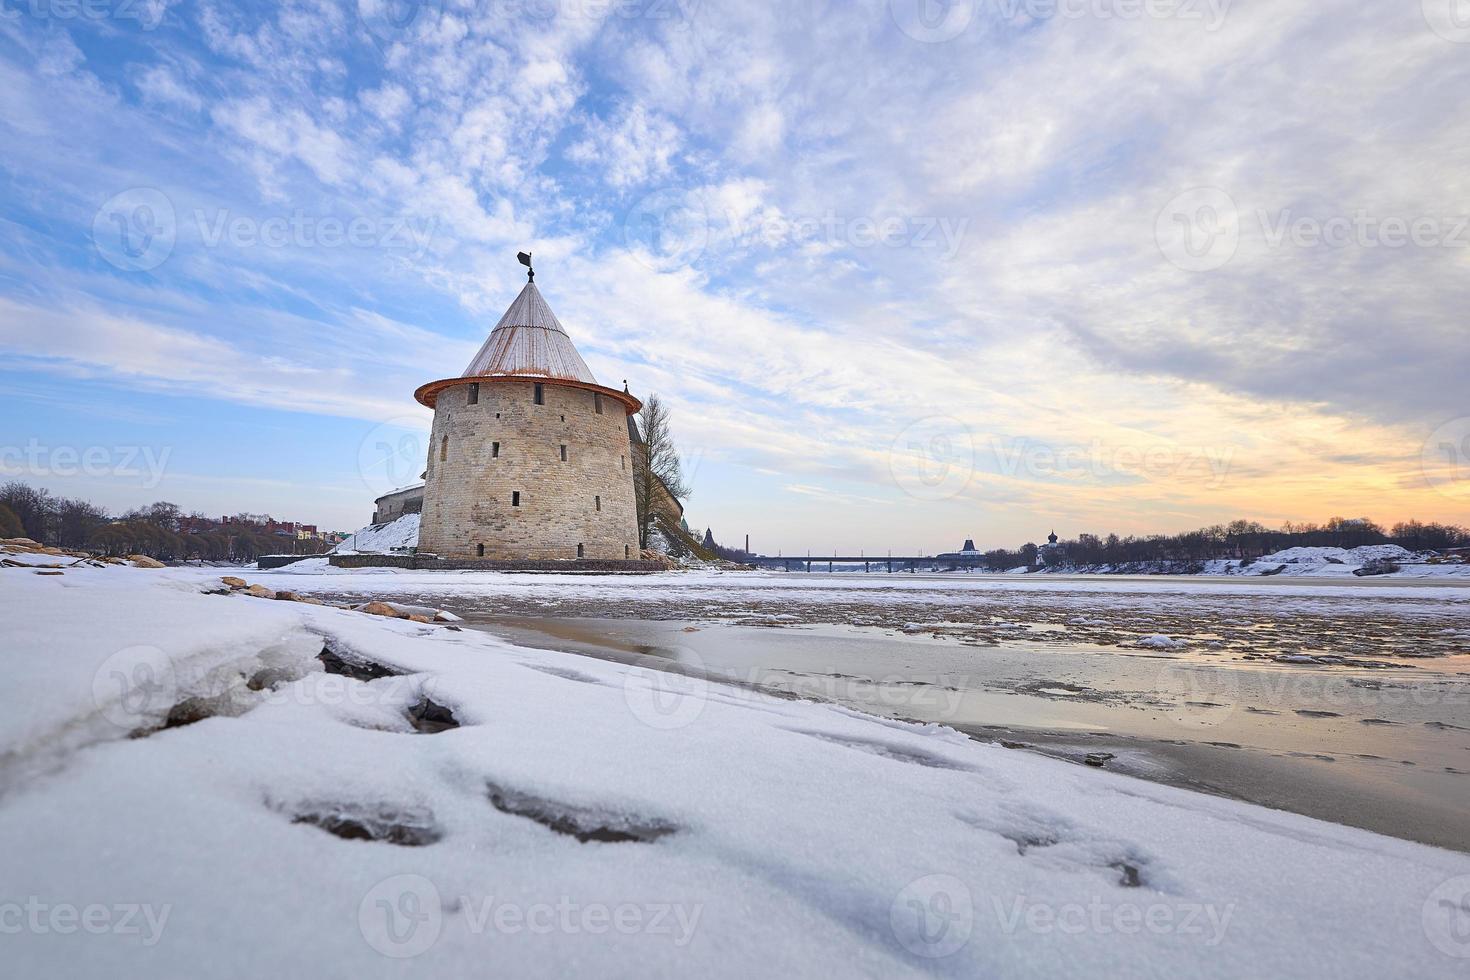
[326, 513, 1470, 579]
[3, 562, 1470, 977]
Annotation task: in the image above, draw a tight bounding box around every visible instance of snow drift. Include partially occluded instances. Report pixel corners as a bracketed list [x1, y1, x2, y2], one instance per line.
[332, 512, 420, 554]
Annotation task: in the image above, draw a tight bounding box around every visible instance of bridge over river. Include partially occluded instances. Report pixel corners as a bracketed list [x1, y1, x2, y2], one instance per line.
[746, 555, 992, 573]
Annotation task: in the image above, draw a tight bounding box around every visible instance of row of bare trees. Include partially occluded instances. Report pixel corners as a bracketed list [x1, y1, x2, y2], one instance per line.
[0, 481, 326, 562]
[966, 517, 1470, 570]
[86, 523, 309, 562]
[1, 482, 109, 548]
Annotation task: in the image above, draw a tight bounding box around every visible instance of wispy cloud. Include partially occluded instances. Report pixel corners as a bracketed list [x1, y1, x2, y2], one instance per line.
[0, 0, 1463, 542]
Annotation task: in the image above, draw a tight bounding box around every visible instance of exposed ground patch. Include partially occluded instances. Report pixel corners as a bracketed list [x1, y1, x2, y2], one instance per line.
[486, 783, 676, 844]
[406, 696, 460, 733]
[524, 663, 603, 685]
[792, 730, 971, 771]
[317, 643, 402, 682]
[287, 802, 441, 846]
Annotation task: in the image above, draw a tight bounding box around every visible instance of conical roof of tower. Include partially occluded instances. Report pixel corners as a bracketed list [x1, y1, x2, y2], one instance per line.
[462, 281, 596, 384]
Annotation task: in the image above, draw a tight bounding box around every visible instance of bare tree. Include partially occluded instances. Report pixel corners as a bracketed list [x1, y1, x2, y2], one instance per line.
[123, 501, 182, 531]
[631, 394, 690, 550]
[0, 502, 23, 537]
[0, 481, 53, 540]
[54, 498, 110, 548]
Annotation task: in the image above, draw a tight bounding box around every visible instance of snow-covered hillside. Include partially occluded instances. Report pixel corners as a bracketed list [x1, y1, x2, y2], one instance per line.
[1256, 544, 1414, 566]
[2, 562, 1468, 977]
[1228, 545, 1465, 578]
[1038, 545, 1469, 579]
[332, 512, 420, 554]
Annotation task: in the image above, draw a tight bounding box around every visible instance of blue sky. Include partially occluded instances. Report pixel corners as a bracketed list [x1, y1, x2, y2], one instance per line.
[2, 0, 1468, 550]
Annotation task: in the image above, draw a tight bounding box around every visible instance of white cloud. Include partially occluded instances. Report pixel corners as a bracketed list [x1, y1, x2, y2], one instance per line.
[733, 103, 782, 161]
[133, 65, 203, 112]
[0, 297, 428, 424]
[360, 84, 410, 125]
[212, 96, 352, 187]
[566, 103, 681, 188]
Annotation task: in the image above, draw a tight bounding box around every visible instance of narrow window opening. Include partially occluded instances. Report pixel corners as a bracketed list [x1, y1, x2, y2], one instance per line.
[512, 491, 521, 507]
[468, 382, 479, 405]
[476, 543, 485, 558]
[594, 393, 603, 414]
[439, 435, 447, 462]
[492, 441, 500, 458]
[595, 495, 601, 512]
[577, 543, 584, 558]
[534, 383, 544, 405]
[560, 414, 565, 422]
[560, 444, 567, 462]
[625, 544, 630, 559]
[621, 455, 626, 470]
[495, 412, 501, 419]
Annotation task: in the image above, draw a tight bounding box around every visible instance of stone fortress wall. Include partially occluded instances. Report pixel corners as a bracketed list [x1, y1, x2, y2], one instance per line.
[416, 378, 640, 560]
[372, 484, 424, 525]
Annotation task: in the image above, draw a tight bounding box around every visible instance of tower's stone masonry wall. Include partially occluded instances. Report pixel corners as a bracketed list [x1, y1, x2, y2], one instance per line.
[418, 380, 640, 560]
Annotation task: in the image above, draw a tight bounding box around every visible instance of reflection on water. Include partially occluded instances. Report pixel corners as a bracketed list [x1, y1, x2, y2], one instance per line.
[298, 580, 1470, 852]
[477, 614, 1470, 854]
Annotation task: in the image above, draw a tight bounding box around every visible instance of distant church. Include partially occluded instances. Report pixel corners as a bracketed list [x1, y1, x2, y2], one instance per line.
[402, 257, 645, 561]
[1039, 530, 1065, 566]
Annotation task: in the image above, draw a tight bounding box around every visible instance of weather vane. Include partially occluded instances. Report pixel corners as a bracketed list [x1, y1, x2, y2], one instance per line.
[517, 250, 534, 282]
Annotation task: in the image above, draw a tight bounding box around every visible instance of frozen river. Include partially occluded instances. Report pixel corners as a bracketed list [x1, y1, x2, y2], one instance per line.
[282, 569, 1470, 851]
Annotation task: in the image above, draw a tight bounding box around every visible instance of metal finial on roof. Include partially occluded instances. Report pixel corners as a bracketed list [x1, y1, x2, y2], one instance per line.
[517, 250, 534, 282]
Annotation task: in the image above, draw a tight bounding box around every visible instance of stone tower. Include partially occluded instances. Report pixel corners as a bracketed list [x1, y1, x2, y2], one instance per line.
[414, 266, 642, 561]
